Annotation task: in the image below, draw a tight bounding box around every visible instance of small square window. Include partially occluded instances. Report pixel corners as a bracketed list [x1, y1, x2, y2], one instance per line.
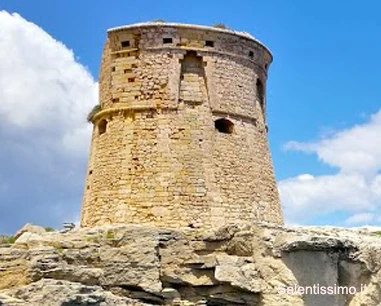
[163, 38, 173, 44]
[121, 41, 130, 48]
[205, 40, 214, 47]
[128, 77, 135, 83]
[249, 51, 254, 58]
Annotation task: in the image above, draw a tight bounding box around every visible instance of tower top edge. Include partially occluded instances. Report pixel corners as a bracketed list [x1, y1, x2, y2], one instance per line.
[107, 22, 272, 58]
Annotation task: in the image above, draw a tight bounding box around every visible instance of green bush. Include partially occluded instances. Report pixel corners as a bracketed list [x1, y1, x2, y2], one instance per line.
[106, 230, 115, 240]
[213, 23, 229, 29]
[0, 235, 16, 245]
[87, 104, 102, 122]
[86, 236, 100, 244]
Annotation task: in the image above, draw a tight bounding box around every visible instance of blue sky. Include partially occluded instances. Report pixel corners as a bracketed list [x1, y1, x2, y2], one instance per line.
[1, 0, 381, 233]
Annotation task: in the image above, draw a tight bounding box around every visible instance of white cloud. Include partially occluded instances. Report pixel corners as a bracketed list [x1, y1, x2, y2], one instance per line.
[280, 109, 381, 226]
[284, 112, 381, 177]
[0, 11, 97, 156]
[345, 213, 374, 225]
[0, 11, 97, 233]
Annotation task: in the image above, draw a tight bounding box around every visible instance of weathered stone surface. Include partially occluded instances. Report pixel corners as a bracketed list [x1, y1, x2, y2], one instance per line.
[0, 248, 30, 290]
[1, 223, 381, 305]
[14, 224, 46, 240]
[215, 263, 262, 293]
[0, 279, 152, 306]
[14, 233, 42, 245]
[81, 22, 283, 230]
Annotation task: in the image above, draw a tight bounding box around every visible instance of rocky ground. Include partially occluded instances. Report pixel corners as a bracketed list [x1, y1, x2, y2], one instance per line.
[1, 223, 381, 305]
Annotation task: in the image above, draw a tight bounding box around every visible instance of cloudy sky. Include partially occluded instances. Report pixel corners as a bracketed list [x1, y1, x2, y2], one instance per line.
[0, 10, 97, 233]
[1, 1, 381, 233]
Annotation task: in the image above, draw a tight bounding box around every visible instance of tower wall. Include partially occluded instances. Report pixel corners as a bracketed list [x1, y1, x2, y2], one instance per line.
[81, 23, 283, 228]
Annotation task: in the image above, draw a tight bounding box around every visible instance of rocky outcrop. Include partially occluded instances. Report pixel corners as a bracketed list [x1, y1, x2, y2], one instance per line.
[0, 279, 149, 306]
[13, 224, 46, 240]
[0, 223, 381, 305]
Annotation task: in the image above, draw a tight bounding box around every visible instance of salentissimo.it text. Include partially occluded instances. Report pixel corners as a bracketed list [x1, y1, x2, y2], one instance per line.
[278, 284, 367, 295]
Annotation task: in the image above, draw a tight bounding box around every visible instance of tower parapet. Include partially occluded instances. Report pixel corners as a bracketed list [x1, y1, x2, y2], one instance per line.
[81, 22, 283, 229]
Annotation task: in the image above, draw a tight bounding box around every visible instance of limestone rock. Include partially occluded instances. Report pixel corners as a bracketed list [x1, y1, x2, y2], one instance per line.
[215, 263, 262, 292]
[14, 224, 46, 240]
[0, 279, 152, 306]
[1, 223, 381, 305]
[14, 233, 42, 245]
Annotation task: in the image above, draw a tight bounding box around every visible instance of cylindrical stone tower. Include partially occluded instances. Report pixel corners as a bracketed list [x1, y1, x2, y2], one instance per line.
[81, 22, 283, 229]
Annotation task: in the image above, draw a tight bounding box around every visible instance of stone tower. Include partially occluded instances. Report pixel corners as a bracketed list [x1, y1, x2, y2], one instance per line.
[81, 22, 283, 229]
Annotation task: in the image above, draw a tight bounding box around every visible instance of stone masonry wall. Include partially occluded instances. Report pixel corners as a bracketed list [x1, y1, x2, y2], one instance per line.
[81, 23, 283, 229]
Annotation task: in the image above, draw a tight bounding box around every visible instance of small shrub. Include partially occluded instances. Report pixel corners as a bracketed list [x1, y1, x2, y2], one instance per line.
[0, 235, 16, 245]
[213, 23, 229, 30]
[86, 236, 100, 244]
[0, 235, 7, 244]
[56, 247, 64, 254]
[45, 227, 55, 232]
[106, 230, 115, 240]
[87, 104, 102, 122]
[374, 231, 381, 236]
[51, 242, 63, 249]
[7, 236, 16, 244]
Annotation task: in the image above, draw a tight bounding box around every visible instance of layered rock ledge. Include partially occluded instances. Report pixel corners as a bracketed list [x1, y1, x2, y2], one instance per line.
[1, 223, 381, 305]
